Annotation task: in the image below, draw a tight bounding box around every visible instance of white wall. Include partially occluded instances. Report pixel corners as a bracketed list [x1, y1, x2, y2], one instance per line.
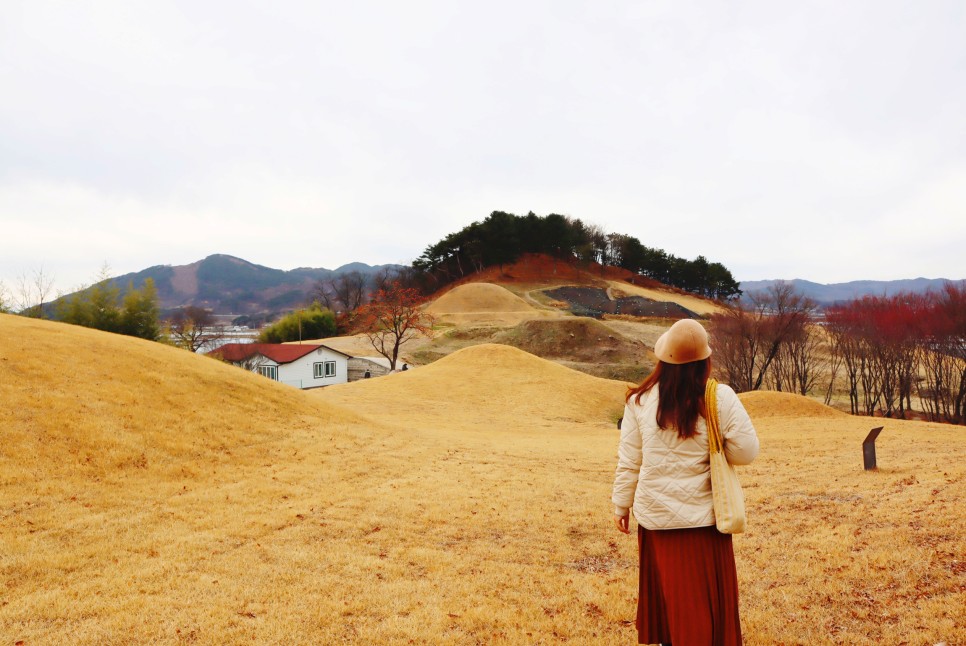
[278, 346, 348, 389]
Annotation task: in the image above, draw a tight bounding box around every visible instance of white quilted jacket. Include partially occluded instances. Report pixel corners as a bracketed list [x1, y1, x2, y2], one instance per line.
[612, 383, 759, 530]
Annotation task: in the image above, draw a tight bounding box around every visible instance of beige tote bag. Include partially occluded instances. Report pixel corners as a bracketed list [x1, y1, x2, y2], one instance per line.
[705, 379, 746, 534]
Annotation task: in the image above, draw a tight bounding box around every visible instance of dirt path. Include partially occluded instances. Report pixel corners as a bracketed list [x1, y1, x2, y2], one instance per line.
[520, 288, 561, 312]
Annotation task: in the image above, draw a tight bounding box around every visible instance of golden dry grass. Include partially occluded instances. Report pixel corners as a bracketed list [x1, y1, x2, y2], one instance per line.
[315, 344, 629, 432]
[426, 283, 536, 315]
[425, 283, 558, 327]
[739, 390, 850, 419]
[1, 313, 963, 644]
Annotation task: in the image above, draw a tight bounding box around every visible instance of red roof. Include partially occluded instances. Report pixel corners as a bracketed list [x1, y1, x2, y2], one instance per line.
[210, 343, 331, 364]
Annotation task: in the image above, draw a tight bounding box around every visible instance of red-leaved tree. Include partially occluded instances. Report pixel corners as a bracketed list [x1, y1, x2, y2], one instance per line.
[825, 286, 965, 423]
[916, 283, 966, 424]
[355, 283, 435, 370]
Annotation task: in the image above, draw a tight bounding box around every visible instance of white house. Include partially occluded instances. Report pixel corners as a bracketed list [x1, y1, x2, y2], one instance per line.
[211, 343, 352, 389]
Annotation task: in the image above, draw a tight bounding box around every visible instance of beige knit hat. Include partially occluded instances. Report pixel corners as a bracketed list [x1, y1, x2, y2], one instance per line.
[654, 319, 712, 364]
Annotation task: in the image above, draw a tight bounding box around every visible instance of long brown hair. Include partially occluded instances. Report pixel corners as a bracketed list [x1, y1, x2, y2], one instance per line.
[626, 358, 712, 439]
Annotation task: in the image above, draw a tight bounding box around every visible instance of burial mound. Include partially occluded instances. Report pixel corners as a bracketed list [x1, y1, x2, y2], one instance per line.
[426, 282, 534, 314]
[316, 343, 628, 430]
[738, 390, 846, 419]
[0, 313, 359, 476]
[492, 317, 650, 366]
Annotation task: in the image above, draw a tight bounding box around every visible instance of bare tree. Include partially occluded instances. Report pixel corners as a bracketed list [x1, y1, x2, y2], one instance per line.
[334, 271, 367, 312]
[711, 282, 816, 392]
[313, 280, 336, 311]
[825, 311, 864, 415]
[370, 267, 401, 292]
[0, 280, 10, 313]
[822, 338, 843, 407]
[915, 283, 966, 424]
[770, 322, 828, 396]
[14, 266, 56, 317]
[168, 306, 225, 352]
[711, 308, 760, 392]
[313, 271, 369, 313]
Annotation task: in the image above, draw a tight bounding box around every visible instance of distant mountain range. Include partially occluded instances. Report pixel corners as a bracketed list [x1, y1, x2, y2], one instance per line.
[739, 278, 965, 305]
[51, 254, 964, 320]
[55, 254, 402, 319]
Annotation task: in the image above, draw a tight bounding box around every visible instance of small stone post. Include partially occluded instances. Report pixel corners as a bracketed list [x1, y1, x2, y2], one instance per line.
[863, 426, 884, 470]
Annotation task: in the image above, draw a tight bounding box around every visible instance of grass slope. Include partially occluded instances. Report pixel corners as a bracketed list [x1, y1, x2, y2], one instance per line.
[1, 314, 963, 644]
[426, 283, 535, 315]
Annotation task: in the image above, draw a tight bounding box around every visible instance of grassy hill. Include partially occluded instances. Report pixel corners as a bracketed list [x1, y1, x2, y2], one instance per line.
[1, 313, 963, 644]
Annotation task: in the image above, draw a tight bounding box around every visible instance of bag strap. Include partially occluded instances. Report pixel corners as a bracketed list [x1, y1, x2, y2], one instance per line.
[705, 378, 724, 455]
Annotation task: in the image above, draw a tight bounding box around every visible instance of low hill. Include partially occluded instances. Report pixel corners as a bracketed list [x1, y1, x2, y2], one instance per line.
[426, 282, 535, 314]
[739, 390, 847, 419]
[423, 281, 556, 327]
[437, 255, 726, 318]
[0, 314, 360, 477]
[492, 318, 647, 360]
[315, 343, 629, 432]
[491, 317, 653, 381]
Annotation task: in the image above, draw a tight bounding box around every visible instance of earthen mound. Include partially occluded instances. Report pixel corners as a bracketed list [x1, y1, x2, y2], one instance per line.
[426, 282, 534, 314]
[544, 286, 698, 319]
[737, 390, 846, 419]
[0, 313, 360, 477]
[317, 343, 627, 430]
[493, 317, 649, 364]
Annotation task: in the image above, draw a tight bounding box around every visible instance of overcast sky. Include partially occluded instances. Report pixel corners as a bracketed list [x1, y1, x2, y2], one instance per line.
[2, 0, 964, 295]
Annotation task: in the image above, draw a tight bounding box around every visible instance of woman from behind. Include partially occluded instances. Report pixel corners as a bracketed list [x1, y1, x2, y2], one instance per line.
[612, 319, 759, 645]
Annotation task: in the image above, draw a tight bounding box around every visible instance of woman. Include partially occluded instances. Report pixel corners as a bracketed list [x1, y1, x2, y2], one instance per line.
[612, 319, 759, 645]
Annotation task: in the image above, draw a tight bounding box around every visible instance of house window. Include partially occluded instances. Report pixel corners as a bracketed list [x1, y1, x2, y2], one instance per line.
[258, 365, 278, 380]
[314, 361, 337, 378]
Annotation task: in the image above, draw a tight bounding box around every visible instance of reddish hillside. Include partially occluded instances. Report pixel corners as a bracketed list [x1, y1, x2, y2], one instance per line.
[426, 253, 720, 314]
[432, 253, 647, 290]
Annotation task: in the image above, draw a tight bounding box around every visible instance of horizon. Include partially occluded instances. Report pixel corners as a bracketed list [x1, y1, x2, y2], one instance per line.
[10, 250, 966, 304]
[40, 252, 966, 299]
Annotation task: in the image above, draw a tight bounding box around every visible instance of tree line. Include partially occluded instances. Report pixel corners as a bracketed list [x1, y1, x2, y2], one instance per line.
[711, 282, 966, 425]
[2, 265, 163, 341]
[2, 263, 431, 369]
[57, 276, 162, 341]
[411, 211, 742, 300]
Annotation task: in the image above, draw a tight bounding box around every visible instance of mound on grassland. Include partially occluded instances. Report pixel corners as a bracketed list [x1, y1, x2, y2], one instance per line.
[492, 317, 650, 364]
[315, 343, 629, 431]
[0, 314, 360, 479]
[426, 282, 535, 314]
[737, 390, 847, 419]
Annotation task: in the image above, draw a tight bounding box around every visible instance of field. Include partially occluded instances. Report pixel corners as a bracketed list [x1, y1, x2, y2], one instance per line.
[1, 309, 964, 645]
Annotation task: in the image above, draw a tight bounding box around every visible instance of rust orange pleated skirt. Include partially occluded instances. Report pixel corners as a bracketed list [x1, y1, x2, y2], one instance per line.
[636, 524, 743, 646]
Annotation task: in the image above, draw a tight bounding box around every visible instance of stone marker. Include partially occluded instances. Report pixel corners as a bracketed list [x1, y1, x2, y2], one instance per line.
[863, 426, 884, 470]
